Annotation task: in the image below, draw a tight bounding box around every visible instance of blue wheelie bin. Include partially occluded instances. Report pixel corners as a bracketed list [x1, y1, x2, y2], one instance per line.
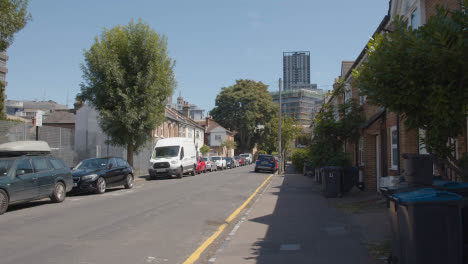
[389, 188, 463, 264]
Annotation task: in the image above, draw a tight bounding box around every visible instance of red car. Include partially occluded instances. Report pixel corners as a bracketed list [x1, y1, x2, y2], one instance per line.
[234, 156, 245, 166]
[196, 156, 206, 174]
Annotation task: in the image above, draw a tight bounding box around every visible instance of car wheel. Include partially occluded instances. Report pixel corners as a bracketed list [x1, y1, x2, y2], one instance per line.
[124, 174, 134, 189]
[191, 166, 196, 176]
[50, 182, 66, 203]
[178, 167, 183, 179]
[150, 174, 156, 180]
[95, 177, 107, 194]
[255, 169, 259, 173]
[0, 189, 9, 215]
[204, 168, 206, 173]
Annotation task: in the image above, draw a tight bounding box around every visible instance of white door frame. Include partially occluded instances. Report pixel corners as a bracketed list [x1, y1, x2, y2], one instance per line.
[376, 135, 380, 192]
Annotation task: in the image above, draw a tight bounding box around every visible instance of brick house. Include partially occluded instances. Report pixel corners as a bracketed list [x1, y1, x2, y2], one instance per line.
[195, 117, 235, 157]
[327, 0, 467, 192]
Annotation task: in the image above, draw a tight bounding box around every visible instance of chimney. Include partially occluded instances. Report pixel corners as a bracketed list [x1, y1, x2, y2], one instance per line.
[182, 101, 190, 118]
[205, 116, 209, 128]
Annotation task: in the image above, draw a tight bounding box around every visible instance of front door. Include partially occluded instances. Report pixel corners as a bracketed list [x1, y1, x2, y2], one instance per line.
[376, 135, 381, 192]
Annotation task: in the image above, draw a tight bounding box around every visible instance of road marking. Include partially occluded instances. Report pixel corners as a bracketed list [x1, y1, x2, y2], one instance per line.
[183, 174, 274, 264]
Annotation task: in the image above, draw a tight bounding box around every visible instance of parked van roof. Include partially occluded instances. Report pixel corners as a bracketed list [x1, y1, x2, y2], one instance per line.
[155, 137, 195, 147]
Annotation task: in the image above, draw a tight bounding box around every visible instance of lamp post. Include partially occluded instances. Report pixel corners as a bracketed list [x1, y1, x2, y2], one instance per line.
[278, 78, 282, 174]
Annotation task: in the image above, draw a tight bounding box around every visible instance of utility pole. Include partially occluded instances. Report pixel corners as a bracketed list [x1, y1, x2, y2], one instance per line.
[278, 78, 282, 174]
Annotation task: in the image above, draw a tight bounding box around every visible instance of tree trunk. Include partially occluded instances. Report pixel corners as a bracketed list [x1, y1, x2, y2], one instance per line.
[127, 143, 134, 167]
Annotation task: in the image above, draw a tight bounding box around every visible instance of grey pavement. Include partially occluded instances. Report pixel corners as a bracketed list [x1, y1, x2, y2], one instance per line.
[0, 164, 268, 264]
[211, 165, 377, 264]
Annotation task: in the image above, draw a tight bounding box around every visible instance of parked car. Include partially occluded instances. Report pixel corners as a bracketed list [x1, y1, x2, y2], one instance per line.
[149, 137, 197, 179]
[240, 153, 253, 165]
[0, 141, 73, 215]
[234, 156, 245, 166]
[196, 156, 206, 174]
[233, 158, 240, 167]
[72, 157, 134, 194]
[203, 157, 217, 172]
[211, 156, 226, 170]
[255, 154, 278, 173]
[225, 157, 235, 169]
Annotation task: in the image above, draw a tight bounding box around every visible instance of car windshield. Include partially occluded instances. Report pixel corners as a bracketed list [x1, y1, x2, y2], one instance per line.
[0, 159, 13, 176]
[225, 157, 232, 161]
[153, 146, 180, 158]
[202, 158, 209, 161]
[259, 155, 274, 161]
[240, 154, 248, 157]
[75, 158, 108, 169]
[211, 157, 221, 161]
[234, 156, 240, 159]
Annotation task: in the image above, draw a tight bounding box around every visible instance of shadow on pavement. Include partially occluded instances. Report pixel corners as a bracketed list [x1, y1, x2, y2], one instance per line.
[244, 163, 374, 264]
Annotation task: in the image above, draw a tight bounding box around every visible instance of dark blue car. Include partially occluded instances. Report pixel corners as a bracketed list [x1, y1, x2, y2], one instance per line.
[254, 155, 278, 173]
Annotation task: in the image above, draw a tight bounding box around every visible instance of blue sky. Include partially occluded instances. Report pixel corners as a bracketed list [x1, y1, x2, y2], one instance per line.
[6, 0, 389, 113]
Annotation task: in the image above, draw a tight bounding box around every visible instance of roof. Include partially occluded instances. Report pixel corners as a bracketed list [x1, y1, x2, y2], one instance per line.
[22, 100, 69, 111]
[43, 111, 76, 124]
[165, 107, 204, 130]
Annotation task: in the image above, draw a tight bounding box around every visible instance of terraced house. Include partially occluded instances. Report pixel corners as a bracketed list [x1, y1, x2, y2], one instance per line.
[328, 0, 467, 192]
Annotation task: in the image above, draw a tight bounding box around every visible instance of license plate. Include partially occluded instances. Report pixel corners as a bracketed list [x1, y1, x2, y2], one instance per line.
[156, 169, 166, 172]
[262, 161, 268, 165]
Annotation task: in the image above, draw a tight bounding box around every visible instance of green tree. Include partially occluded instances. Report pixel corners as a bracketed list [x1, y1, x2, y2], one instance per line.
[354, 3, 468, 175]
[310, 83, 363, 167]
[200, 145, 210, 156]
[0, 0, 31, 51]
[0, 0, 32, 119]
[79, 19, 176, 166]
[210, 79, 276, 152]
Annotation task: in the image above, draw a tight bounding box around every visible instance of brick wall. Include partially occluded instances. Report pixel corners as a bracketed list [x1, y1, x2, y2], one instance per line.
[426, 0, 461, 18]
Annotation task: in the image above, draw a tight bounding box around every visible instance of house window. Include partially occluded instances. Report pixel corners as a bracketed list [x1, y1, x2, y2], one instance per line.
[215, 135, 221, 141]
[359, 137, 364, 166]
[411, 8, 419, 29]
[390, 126, 398, 169]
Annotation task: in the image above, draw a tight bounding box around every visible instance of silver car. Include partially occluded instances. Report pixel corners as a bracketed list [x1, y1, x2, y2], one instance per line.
[202, 157, 217, 172]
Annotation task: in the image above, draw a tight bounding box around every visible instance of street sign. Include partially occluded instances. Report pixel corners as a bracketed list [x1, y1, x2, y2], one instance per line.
[35, 110, 43, 127]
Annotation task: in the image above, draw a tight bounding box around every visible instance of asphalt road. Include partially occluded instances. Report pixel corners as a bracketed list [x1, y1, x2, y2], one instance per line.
[0, 164, 271, 264]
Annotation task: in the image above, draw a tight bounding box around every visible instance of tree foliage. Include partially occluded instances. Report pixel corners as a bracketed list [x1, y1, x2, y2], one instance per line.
[0, 82, 6, 120]
[200, 145, 210, 155]
[79, 19, 176, 165]
[210, 79, 276, 153]
[354, 3, 468, 164]
[0, 0, 31, 51]
[220, 139, 237, 150]
[310, 82, 363, 167]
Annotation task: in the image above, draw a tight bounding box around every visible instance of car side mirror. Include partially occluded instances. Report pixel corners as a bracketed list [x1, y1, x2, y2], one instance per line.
[108, 163, 113, 169]
[16, 169, 26, 176]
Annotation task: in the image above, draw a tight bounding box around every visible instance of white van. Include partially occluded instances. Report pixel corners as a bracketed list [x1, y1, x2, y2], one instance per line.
[149, 137, 197, 179]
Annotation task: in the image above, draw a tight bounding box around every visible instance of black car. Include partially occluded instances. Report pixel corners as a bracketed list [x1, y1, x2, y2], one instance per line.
[225, 157, 235, 169]
[0, 141, 73, 215]
[72, 157, 134, 194]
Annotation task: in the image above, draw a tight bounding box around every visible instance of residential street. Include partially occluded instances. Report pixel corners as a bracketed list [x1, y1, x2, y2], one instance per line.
[0, 164, 269, 264]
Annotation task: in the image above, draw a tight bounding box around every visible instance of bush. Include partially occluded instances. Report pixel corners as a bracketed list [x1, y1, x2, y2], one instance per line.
[292, 148, 309, 174]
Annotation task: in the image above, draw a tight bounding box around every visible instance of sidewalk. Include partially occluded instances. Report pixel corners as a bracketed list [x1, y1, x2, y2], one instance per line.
[210, 164, 389, 264]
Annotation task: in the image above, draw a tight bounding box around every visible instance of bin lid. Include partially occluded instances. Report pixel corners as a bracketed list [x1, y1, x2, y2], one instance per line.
[391, 188, 462, 202]
[439, 182, 468, 190]
[433, 179, 453, 186]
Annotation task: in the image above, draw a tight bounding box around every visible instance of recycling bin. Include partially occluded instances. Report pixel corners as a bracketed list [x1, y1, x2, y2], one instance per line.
[402, 154, 434, 186]
[342, 166, 358, 193]
[321, 166, 342, 198]
[389, 188, 463, 264]
[432, 181, 468, 263]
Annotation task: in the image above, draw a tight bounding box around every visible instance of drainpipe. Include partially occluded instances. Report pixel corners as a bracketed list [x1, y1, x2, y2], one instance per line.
[397, 114, 401, 175]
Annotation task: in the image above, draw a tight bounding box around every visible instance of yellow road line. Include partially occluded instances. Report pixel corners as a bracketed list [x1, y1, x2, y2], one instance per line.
[183, 174, 274, 264]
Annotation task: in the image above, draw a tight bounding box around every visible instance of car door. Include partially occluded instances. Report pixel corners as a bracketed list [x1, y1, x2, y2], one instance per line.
[9, 158, 39, 202]
[105, 158, 120, 185]
[32, 157, 55, 197]
[115, 158, 127, 184]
